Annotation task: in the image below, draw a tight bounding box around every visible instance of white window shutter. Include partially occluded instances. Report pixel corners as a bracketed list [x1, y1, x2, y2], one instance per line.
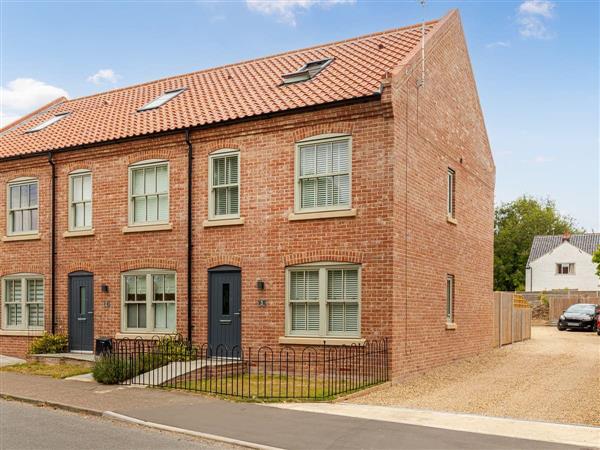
[292, 303, 306, 331]
[328, 303, 344, 332]
[345, 303, 359, 332]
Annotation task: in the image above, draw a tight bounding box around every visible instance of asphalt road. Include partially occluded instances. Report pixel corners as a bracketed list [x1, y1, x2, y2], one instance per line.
[0, 400, 237, 450]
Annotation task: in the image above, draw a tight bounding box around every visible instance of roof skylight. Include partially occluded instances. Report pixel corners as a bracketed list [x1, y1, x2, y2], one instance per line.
[26, 112, 70, 133]
[138, 88, 186, 112]
[281, 58, 333, 84]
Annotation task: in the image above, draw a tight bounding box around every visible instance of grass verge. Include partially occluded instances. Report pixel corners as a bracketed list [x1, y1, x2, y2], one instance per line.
[1, 362, 92, 379]
[172, 374, 374, 401]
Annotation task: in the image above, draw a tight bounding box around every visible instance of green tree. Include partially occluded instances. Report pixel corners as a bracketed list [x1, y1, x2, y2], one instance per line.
[494, 196, 579, 291]
[592, 247, 600, 277]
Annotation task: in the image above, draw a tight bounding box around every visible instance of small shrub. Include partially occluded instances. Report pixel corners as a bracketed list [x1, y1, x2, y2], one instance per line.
[29, 333, 68, 354]
[155, 336, 196, 362]
[93, 355, 131, 384]
[539, 292, 548, 306]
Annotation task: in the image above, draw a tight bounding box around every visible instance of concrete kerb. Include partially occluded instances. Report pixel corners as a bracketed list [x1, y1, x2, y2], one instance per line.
[1, 393, 103, 416]
[103, 411, 284, 450]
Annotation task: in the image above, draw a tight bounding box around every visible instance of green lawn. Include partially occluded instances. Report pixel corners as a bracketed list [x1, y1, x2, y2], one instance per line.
[1, 362, 91, 379]
[172, 374, 374, 401]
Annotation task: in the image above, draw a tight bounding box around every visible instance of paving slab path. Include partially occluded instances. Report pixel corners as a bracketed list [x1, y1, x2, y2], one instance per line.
[0, 372, 591, 449]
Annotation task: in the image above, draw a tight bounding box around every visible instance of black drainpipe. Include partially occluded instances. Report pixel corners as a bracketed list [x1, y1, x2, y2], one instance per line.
[48, 152, 56, 334]
[185, 130, 193, 342]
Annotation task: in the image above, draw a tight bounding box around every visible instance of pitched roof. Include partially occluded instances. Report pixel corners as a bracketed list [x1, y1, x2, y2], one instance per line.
[0, 16, 443, 160]
[527, 233, 600, 265]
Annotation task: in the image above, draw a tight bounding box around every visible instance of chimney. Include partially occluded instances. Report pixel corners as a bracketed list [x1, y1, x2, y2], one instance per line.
[562, 231, 571, 242]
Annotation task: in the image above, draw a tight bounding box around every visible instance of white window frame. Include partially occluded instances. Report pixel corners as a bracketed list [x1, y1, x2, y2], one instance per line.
[121, 269, 177, 333]
[6, 177, 39, 236]
[68, 169, 93, 231]
[294, 134, 352, 214]
[208, 149, 240, 220]
[446, 274, 455, 324]
[447, 168, 455, 219]
[556, 263, 575, 275]
[1, 274, 44, 331]
[128, 160, 170, 226]
[285, 262, 361, 338]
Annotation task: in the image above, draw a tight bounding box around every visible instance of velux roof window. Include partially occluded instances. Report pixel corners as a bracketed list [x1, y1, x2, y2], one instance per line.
[281, 58, 333, 84]
[137, 88, 186, 112]
[26, 112, 69, 133]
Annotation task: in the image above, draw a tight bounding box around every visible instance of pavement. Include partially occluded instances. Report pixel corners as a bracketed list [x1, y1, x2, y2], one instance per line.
[0, 355, 25, 368]
[0, 372, 597, 450]
[0, 399, 237, 450]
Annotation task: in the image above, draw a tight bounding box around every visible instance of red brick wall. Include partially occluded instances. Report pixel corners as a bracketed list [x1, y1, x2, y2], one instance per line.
[0, 11, 494, 382]
[389, 11, 495, 377]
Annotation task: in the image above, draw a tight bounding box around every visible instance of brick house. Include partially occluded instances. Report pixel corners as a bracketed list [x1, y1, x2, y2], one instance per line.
[0, 9, 494, 378]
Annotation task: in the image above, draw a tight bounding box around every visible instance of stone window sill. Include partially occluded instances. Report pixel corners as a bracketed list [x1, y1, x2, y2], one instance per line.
[203, 217, 245, 228]
[2, 233, 41, 242]
[64, 229, 95, 238]
[122, 223, 172, 234]
[447, 216, 458, 225]
[279, 336, 365, 346]
[115, 332, 176, 340]
[0, 329, 45, 336]
[445, 322, 457, 330]
[288, 209, 357, 222]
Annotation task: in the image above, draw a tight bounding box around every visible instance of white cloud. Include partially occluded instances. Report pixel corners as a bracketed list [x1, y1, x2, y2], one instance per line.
[0, 78, 68, 128]
[87, 68, 120, 85]
[532, 155, 555, 164]
[246, 0, 355, 26]
[486, 41, 511, 49]
[519, 0, 555, 18]
[517, 0, 556, 39]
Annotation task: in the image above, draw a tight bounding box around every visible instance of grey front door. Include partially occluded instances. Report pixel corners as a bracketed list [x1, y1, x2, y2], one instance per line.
[69, 272, 94, 351]
[209, 267, 241, 351]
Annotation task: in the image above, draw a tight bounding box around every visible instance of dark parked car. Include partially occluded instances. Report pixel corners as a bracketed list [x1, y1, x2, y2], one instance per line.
[557, 303, 600, 331]
[597, 314, 600, 336]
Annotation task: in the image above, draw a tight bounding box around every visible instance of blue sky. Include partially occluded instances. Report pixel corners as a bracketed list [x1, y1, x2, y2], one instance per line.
[1, 1, 598, 230]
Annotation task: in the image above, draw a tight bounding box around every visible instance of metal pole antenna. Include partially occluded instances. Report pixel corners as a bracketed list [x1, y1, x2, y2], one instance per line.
[420, 0, 426, 87]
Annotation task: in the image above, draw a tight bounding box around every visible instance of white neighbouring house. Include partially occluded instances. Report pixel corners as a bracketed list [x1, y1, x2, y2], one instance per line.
[525, 233, 600, 292]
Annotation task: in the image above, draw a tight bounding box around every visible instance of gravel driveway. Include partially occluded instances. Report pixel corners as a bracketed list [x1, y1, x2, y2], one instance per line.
[352, 327, 600, 426]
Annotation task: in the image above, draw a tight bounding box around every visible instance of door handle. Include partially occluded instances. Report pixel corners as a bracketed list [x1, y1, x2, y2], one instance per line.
[234, 311, 241, 316]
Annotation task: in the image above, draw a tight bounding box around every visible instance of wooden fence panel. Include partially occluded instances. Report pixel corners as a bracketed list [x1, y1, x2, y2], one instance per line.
[548, 297, 594, 322]
[493, 292, 532, 347]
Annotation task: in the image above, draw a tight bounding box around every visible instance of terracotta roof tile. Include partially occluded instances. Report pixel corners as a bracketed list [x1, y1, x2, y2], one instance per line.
[0, 18, 439, 159]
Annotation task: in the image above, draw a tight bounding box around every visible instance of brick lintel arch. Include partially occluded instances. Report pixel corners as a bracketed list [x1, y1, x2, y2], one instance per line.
[119, 258, 179, 272]
[0, 264, 47, 278]
[64, 260, 95, 275]
[292, 122, 355, 143]
[126, 148, 177, 166]
[205, 254, 242, 270]
[283, 250, 365, 267]
[205, 140, 242, 154]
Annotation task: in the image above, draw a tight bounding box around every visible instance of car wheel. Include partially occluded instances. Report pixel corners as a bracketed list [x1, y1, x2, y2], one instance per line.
[557, 324, 566, 331]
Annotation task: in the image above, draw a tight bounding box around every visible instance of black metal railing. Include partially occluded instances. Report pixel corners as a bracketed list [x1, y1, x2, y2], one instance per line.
[98, 335, 388, 400]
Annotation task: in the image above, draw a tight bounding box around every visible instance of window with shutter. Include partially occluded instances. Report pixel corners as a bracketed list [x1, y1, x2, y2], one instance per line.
[446, 275, 455, 324]
[128, 161, 169, 225]
[122, 270, 177, 332]
[209, 150, 240, 219]
[296, 136, 351, 212]
[2, 275, 44, 330]
[7, 180, 39, 235]
[447, 168, 455, 218]
[286, 263, 360, 338]
[69, 171, 93, 230]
